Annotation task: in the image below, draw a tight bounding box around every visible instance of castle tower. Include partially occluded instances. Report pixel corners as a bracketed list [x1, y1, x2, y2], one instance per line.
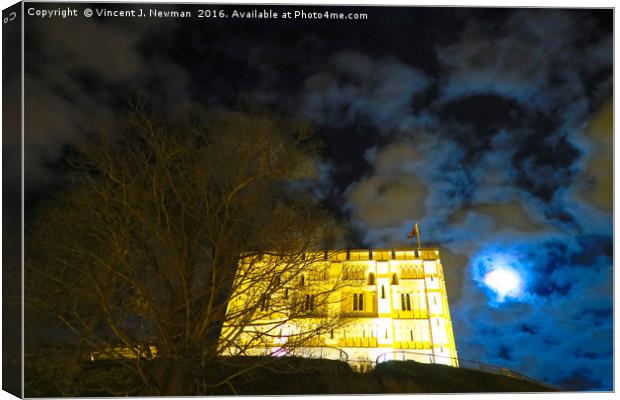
[221, 248, 458, 369]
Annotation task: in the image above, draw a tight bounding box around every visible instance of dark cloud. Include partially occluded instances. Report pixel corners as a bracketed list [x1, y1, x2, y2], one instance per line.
[300, 50, 431, 134]
[23, 15, 192, 192]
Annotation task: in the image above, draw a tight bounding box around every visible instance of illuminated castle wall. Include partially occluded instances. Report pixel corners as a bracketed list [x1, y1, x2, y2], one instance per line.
[221, 248, 458, 368]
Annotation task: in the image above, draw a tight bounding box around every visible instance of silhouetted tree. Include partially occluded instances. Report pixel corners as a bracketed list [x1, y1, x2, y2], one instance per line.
[25, 106, 346, 395]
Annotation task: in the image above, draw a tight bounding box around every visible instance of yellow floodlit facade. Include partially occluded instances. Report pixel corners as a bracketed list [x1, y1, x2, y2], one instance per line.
[221, 248, 458, 368]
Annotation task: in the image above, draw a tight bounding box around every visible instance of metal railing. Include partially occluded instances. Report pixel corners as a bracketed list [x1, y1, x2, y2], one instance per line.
[286, 345, 349, 363]
[375, 350, 557, 390]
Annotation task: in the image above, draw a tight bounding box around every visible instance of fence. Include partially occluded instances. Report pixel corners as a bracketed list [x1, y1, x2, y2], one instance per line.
[278, 345, 349, 363]
[258, 346, 556, 390]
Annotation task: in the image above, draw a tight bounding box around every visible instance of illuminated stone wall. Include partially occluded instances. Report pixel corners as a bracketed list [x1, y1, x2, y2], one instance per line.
[221, 248, 458, 368]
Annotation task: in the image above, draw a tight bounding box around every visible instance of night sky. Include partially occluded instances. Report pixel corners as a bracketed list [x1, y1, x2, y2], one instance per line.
[13, 3, 613, 391]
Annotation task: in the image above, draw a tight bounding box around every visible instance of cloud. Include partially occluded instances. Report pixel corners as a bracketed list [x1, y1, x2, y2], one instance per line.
[436, 10, 610, 109]
[573, 102, 613, 213]
[300, 50, 431, 134]
[447, 202, 545, 233]
[24, 17, 191, 191]
[345, 138, 427, 230]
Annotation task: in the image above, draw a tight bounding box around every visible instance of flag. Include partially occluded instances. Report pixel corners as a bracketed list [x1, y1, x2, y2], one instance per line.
[407, 223, 422, 249]
[407, 225, 418, 239]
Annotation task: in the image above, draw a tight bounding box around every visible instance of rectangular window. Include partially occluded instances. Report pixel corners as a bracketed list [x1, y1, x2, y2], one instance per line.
[401, 293, 406, 310]
[353, 294, 358, 311]
[304, 294, 314, 312]
[406, 294, 411, 311]
[358, 293, 364, 311]
[381, 285, 386, 299]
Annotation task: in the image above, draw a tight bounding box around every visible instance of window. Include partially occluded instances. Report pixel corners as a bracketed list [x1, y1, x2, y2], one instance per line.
[410, 330, 413, 341]
[284, 288, 288, 299]
[381, 285, 386, 299]
[368, 273, 375, 285]
[433, 296, 437, 305]
[260, 294, 270, 311]
[310, 269, 327, 281]
[401, 266, 415, 279]
[401, 293, 411, 311]
[300, 275, 305, 286]
[344, 266, 365, 280]
[303, 294, 314, 311]
[330, 329, 334, 339]
[353, 293, 364, 311]
[391, 273, 399, 285]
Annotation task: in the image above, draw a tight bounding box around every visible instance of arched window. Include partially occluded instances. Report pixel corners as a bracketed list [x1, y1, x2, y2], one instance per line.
[368, 273, 376, 285]
[300, 274, 305, 286]
[391, 273, 399, 285]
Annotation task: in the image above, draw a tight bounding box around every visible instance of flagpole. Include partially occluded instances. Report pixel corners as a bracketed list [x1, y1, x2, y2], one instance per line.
[416, 223, 421, 250]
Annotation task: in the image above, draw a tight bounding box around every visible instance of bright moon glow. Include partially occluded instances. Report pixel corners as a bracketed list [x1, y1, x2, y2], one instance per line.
[483, 267, 522, 301]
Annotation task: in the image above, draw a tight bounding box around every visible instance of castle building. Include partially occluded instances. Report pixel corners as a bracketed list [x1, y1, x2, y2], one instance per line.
[221, 248, 458, 369]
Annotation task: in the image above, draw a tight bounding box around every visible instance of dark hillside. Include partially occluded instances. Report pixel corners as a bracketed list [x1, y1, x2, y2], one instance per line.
[206, 357, 556, 395]
[27, 356, 557, 396]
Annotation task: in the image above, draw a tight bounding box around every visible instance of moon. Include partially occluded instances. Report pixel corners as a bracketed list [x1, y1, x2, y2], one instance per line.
[483, 266, 523, 301]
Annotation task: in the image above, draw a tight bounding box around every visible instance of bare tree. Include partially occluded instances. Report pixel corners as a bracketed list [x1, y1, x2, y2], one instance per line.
[25, 107, 346, 395]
